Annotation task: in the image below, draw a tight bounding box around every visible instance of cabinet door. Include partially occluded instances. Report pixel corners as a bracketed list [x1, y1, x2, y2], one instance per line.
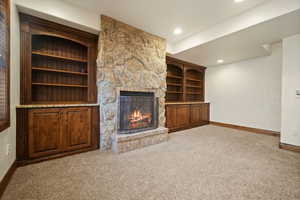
[166, 105, 177, 131]
[200, 104, 210, 123]
[190, 104, 210, 126]
[63, 107, 92, 151]
[28, 108, 62, 158]
[190, 104, 202, 126]
[176, 105, 190, 128]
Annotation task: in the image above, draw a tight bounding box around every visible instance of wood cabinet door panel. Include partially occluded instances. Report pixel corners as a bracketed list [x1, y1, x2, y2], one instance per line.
[190, 105, 201, 125]
[64, 107, 92, 151]
[176, 105, 190, 128]
[166, 105, 177, 131]
[200, 104, 209, 122]
[28, 108, 62, 158]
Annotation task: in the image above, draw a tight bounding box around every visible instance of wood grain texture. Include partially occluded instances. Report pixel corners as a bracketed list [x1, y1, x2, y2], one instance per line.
[28, 108, 62, 158]
[0, 161, 17, 199]
[20, 14, 98, 105]
[63, 107, 92, 151]
[279, 143, 300, 153]
[210, 121, 280, 136]
[166, 103, 210, 133]
[176, 105, 190, 128]
[166, 56, 206, 103]
[16, 106, 99, 165]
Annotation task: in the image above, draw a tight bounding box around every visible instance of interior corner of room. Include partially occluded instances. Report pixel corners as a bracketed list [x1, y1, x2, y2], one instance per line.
[1, 0, 300, 199]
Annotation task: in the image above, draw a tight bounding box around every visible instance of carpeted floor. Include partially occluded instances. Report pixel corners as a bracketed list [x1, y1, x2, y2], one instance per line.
[2, 125, 300, 200]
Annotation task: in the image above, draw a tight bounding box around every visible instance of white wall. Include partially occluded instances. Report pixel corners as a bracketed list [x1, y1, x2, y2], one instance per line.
[206, 43, 282, 132]
[281, 34, 300, 146]
[15, 0, 100, 34]
[0, 0, 20, 181]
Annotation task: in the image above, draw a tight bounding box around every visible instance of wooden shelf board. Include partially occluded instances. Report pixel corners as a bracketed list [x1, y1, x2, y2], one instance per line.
[186, 78, 202, 82]
[167, 83, 182, 87]
[186, 85, 202, 88]
[32, 51, 88, 63]
[186, 92, 202, 95]
[167, 74, 183, 79]
[167, 91, 183, 94]
[32, 82, 88, 88]
[32, 67, 88, 76]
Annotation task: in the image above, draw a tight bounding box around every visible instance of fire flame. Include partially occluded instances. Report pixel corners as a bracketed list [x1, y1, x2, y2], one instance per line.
[128, 109, 152, 129]
[131, 110, 142, 120]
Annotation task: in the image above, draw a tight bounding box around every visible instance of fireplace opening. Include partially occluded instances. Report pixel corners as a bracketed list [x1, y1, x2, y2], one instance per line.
[119, 91, 158, 134]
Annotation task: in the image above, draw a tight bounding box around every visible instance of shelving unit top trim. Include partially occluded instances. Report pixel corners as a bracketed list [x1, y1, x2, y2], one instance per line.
[166, 56, 206, 70]
[31, 32, 89, 48]
[20, 13, 98, 42]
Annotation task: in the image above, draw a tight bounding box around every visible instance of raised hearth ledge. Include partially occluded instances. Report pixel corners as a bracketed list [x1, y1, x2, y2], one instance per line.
[16, 103, 99, 108]
[165, 101, 209, 105]
[113, 127, 168, 153]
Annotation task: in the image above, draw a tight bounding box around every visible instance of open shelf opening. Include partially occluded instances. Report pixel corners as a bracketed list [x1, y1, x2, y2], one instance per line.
[31, 34, 89, 103]
[166, 64, 183, 102]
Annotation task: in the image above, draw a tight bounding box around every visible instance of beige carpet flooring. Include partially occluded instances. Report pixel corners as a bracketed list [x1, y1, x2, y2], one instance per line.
[2, 125, 300, 200]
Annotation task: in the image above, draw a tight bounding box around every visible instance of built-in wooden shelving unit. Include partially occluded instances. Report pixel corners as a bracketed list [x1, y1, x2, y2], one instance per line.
[166, 62, 184, 102]
[166, 56, 206, 102]
[20, 13, 98, 104]
[30, 34, 89, 103]
[17, 14, 99, 165]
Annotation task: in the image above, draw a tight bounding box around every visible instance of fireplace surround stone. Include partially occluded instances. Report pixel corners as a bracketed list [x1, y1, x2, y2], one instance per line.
[97, 15, 168, 152]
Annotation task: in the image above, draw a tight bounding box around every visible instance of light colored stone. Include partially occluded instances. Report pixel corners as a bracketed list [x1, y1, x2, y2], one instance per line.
[97, 15, 167, 151]
[116, 127, 169, 153]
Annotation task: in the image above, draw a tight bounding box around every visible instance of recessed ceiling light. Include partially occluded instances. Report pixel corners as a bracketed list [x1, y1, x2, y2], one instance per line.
[217, 59, 224, 64]
[174, 28, 182, 35]
[234, 0, 244, 3]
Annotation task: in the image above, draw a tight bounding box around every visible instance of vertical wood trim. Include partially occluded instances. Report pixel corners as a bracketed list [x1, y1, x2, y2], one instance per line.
[183, 66, 187, 102]
[16, 108, 28, 161]
[202, 69, 206, 101]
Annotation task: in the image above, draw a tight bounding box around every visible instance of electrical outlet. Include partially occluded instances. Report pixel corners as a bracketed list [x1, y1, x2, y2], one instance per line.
[6, 144, 11, 156]
[296, 90, 300, 98]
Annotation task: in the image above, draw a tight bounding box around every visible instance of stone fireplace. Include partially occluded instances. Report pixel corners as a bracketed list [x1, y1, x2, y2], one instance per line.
[97, 15, 168, 153]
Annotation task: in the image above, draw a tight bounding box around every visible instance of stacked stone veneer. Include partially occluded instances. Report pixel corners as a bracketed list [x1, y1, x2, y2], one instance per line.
[97, 15, 168, 152]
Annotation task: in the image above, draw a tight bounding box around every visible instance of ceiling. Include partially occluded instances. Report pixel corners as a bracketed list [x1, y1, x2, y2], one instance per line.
[62, 0, 300, 67]
[173, 9, 300, 66]
[63, 0, 271, 43]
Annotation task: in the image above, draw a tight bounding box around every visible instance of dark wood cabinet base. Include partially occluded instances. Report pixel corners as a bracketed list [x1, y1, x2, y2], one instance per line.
[166, 103, 210, 133]
[17, 106, 99, 165]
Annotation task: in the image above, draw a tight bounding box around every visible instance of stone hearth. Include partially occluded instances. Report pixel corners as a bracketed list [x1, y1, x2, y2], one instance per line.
[116, 127, 168, 153]
[97, 15, 168, 152]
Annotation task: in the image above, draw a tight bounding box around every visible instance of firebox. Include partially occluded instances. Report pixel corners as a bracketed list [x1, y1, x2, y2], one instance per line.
[119, 91, 158, 134]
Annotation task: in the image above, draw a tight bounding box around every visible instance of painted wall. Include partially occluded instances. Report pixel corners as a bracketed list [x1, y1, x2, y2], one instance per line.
[281, 34, 300, 146]
[0, 0, 20, 181]
[15, 0, 100, 34]
[206, 43, 282, 132]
